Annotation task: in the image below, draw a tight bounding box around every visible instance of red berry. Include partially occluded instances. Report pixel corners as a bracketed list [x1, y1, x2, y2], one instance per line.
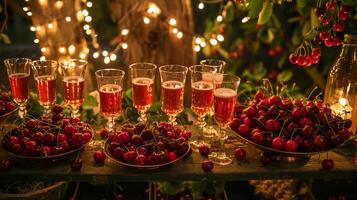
[338, 12, 348, 21]
[325, 1, 335, 10]
[314, 135, 328, 149]
[251, 131, 266, 145]
[117, 131, 130, 143]
[52, 105, 64, 114]
[319, 31, 330, 41]
[135, 154, 147, 165]
[312, 48, 321, 58]
[297, 56, 305, 66]
[268, 95, 281, 105]
[245, 107, 257, 118]
[234, 148, 246, 160]
[322, 159, 334, 171]
[71, 159, 83, 171]
[265, 119, 280, 132]
[304, 56, 312, 67]
[167, 152, 177, 162]
[333, 22, 344, 32]
[201, 160, 214, 172]
[64, 125, 77, 138]
[243, 117, 254, 127]
[99, 129, 109, 139]
[324, 38, 334, 47]
[272, 137, 286, 150]
[26, 119, 39, 129]
[299, 117, 312, 127]
[198, 144, 210, 156]
[0, 159, 12, 172]
[112, 147, 125, 159]
[285, 140, 298, 152]
[5, 102, 15, 112]
[82, 131, 92, 143]
[321, 16, 331, 26]
[311, 56, 319, 64]
[122, 151, 136, 163]
[238, 124, 251, 137]
[302, 125, 314, 139]
[93, 150, 106, 163]
[254, 90, 265, 101]
[289, 53, 298, 64]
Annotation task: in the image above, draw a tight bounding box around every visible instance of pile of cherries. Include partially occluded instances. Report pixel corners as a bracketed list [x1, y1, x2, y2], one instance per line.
[2, 105, 93, 157]
[106, 122, 191, 166]
[230, 90, 353, 153]
[0, 92, 16, 116]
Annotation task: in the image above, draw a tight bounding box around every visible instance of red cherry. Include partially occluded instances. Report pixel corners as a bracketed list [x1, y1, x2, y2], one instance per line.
[64, 125, 77, 137]
[99, 129, 109, 139]
[24, 140, 37, 152]
[285, 140, 298, 152]
[243, 117, 254, 127]
[338, 12, 348, 21]
[26, 119, 39, 130]
[122, 151, 136, 163]
[167, 151, 177, 162]
[42, 146, 52, 156]
[135, 154, 147, 165]
[311, 48, 321, 58]
[251, 131, 266, 145]
[299, 117, 312, 127]
[71, 133, 84, 148]
[254, 90, 265, 101]
[93, 150, 106, 163]
[265, 119, 280, 132]
[314, 135, 328, 149]
[304, 56, 312, 67]
[5, 102, 15, 112]
[238, 124, 251, 137]
[268, 95, 281, 105]
[0, 159, 12, 172]
[117, 131, 130, 143]
[245, 107, 257, 118]
[297, 56, 305, 66]
[268, 49, 276, 57]
[82, 131, 92, 143]
[52, 105, 64, 114]
[319, 31, 330, 41]
[112, 147, 125, 159]
[272, 137, 286, 150]
[311, 56, 319, 64]
[321, 16, 331, 26]
[198, 144, 210, 156]
[340, 6, 352, 14]
[71, 159, 83, 171]
[234, 148, 246, 160]
[289, 53, 298, 64]
[302, 125, 314, 139]
[201, 160, 214, 172]
[322, 159, 334, 171]
[325, 1, 335, 10]
[333, 22, 344, 32]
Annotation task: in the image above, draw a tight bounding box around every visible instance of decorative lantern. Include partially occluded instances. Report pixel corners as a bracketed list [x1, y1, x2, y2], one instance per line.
[324, 34, 357, 132]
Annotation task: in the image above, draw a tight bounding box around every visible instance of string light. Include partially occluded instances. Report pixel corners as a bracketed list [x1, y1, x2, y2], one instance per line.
[93, 52, 100, 58]
[195, 37, 202, 44]
[102, 50, 108, 57]
[177, 31, 183, 39]
[86, 2, 93, 8]
[68, 45, 76, 55]
[38, 0, 48, 6]
[85, 29, 92, 35]
[200, 41, 207, 47]
[198, 2, 205, 9]
[216, 15, 223, 22]
[104, 56, 110, 64]
[30, 26, 36, 31]
[169, 18, 177, 26]
[27, 12, 32, 16]
[210, 38, 218, 46]
[217, 34, 224, 42]
[143, 17, 150, 24]
[121, 29, 129, 36]
[121, 43, 128, 49]
[55, 1, 64, 9]
[85, 16, 92, 22]
[79, 52, 86, 59]
[82, 9, 89, 16]
[23, 7, 29, 11]
[58, 46, 66, 54]
[83, 24, 90, 30]
[47, 23, 54, 29]
[172, 28, 178, 34]
[147, 2, 161, 17]
[65, 17, 72, 22]
[194, 45, 201, 52]
[40, 56, 46, 61]
[110, 54, 117, 61]
[241, 17, 250, 23]
[41, 47, 47, 53]
[34, 39, 39, 43]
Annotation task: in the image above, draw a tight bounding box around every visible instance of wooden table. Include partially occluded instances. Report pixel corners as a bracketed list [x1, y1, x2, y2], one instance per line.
[1, 126, 356, 183]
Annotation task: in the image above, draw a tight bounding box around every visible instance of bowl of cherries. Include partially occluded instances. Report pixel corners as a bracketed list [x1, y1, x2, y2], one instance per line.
[230, 90, 354, 162]
[0, 92, 17, 123]
[105, 122, 191, 169]
[1, 105, 93, 160]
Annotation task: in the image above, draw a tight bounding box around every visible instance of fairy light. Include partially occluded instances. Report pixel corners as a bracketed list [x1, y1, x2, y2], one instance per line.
[210, 38, 217, 46]
[169, 18, 177, 26]
[217, 34, 224, 42]
[93, 52, 99, 59]
[36, 26, 42, 31]
[147, 2, 161, 17]
[23, 7, 29, 12]
[68, 45, 76, 55]
[195, 37, 202, 44]
[27, 12, 32, 16]
[241, 16, 250, 23]
[216, 15, 223, 22]
[85, 29, 92, 35]
[86, 2, 93, 7]
[34, 39, 39, 43]
[121, 42, 128, 49]
[200, 41, 206, 47]
[55, 1, 64, 9]
[121, 29, 129, 36]
[110, 54, 117, 61]
[194, 45, 201, 52]
[79, 52, 86, 59]
[38, 0, 48, 6]
[85, 16, 92, 22]
[30, 26, 36, 31]
[41, 47, 47, 53]
[40, 56, 46, 61]
[198, 2, 204, 9]
[58, 46, 66, 54]
[177, 31, 183, 39]
[82, 9, 89, 16]
[104, 57, 110, 64]
[143, 17, 151, 24]
[172, 28, 178, 34]
[47, 23, 54, 29]
[102, 50, 108, 57]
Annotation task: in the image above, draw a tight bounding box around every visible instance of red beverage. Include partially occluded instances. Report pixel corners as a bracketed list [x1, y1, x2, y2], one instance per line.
[161, 81, 184, 115]
[63, 76, 84, 106]
[132, 77, 153, 110]
[191, 81, 213, 116]
[8, 73, 30, 103]
[35, 75, 56, 106]
[99, 84, 122, 118]
[214, 88, 237, 126]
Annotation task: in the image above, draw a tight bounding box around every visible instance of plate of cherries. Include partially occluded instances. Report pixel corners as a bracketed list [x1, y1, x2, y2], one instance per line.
[0, 92, 17, 122]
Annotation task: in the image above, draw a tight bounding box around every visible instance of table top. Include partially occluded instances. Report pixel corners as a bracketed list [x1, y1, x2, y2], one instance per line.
[1, 125, 356, 183]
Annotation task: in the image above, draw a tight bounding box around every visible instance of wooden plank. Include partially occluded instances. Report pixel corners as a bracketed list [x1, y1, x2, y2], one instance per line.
[1, 126, 357, 182]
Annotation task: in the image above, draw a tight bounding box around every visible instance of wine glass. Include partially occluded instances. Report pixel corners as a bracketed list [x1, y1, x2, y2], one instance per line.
[31, 60, 58, 116]
[95, 69, 125, 132]
[159, 65, 188, 125]
[129, 63, 157, 122]
[4, 58, 32, 118]
[60, 59, 87, 118]
[199, 59, 226, 137]
[189, 65, 217, 150]
[208, 73, 240, 165]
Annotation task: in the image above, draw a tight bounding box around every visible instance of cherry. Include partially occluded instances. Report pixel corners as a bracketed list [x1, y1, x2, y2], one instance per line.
[201, 160, 214, 172]
[243, 117, 254, 127]
[338, 12, 348, 21]
[198, 144, 210, 156]
[64, 125, 77, 138]
[99, 129, 109, 139]
[285, 140, 298, 152]
[179, 131, 191, 141]
[135, 154, 147, 165]
[265, 119, 280, 132]
[117, 132, 130, 143]
[289, 53, 298, 64]
[167, 152, 177, 162]
[325, 1, 335, 10]
[122, 151, 136, 163]
[112, 147, 125, 159]
[322, 159, 334, 171]
[314, 135, 329, 149]
[339, 129, 351, 140]
[52, 105, 64, 114]
[238, 124, 250, 137]
[57, 133, 68, 143]
[299, 117, 312, 127]
[26, 119, 39, 130]
[302, 125, 314, 139]
[245, 107, 257, 118]
[254, 90, 265, 101]
[71, 133, 84, 148]
[251, 131, 266, 145]
[324, 38, 334, 47]
[311, 48, 321, 58]
[71, 159, 83, 171]
[0, 159, 12, 172]
[42, 146, 52, 156]
[297, 56, 305, 66]
[82, 131, 92, 143]
[333, 22, 344, 32]
[319, 31, 330, 41]
[287, 122, 298, 133]
[93, 150, 106, 164]
[282, 99, 293, 110]
[234, 148, 246, 160]
[272, 137, 286, 150]
[5, 102, 15, 112]
[24, 140, 37, 152]
[311, 56, 319, 64]
[340, 6, 352, 14]
[268, 95, 281, 105]
[131, 134, 143, 146]
[321, 16, 331, 26]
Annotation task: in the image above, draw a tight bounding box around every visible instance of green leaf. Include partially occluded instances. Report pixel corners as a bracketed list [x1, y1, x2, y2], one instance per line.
[271, 14, 281, 29]
[258, 28, 274, 44]
[82, 95, 98, 110]
[0, 33, 11, 44]
[248, 0, 264, 18]
[277, 70, 293, 82]
[310, 8, 319, 30]
[296, 0, 308, 9]
[225, 1, 235, 22]
[335, 137, 357, 156]
[302, 21, 311, 36]
[257, 1, 273, 25]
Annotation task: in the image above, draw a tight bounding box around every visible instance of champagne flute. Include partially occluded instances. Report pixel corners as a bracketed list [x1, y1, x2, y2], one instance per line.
[189, 65, 217, 150]
[129, 63, 156, 122]
[32, 60, 57, 116]
[95, 69, 125, 132]
[60, 59, 87, 118]
[208, 74, 240, 165]
[4, 58, 32, 118]
[159, 65, 188, 125]
[199, 59, 226, 137]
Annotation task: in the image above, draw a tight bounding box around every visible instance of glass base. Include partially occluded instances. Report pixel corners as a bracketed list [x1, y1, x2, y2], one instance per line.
[190, 140, 210, 152]
[204, 126, 218, 138]
[208, 152, 233, 166]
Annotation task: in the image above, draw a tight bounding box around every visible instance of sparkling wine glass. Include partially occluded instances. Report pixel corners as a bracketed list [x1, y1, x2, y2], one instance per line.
[95, 69, 125, 132]
[199, 59, 226, 137]
[32, 60, 57, 116]
[189, 65, 217, 150]
[159, 65, 188, 125]
[129, 63, 157, 122]
[208, 74, 240, 165]
[4, 58, 32, 118]
[60, 59, 87, 118]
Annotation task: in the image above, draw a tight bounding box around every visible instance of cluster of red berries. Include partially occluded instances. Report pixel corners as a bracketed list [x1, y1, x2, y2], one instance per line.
[106, 122, 191, 166]
[0, 92, 16, 116]
[230, 90, 353, 154]
[289, 47, 321, 67]
[2, 105, 93, 157]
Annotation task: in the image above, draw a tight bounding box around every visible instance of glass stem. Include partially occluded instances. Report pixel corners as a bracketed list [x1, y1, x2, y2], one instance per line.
[71, 105, 80, 118]
[106, 117, 115, 132]
[218, 127, 226, 158]
[138, 109, 147, 122]
[168, 114, 177, 125]
[18, 103, 27, 119]
[43, 105, 51, 117]
[197, 116, 206, 141]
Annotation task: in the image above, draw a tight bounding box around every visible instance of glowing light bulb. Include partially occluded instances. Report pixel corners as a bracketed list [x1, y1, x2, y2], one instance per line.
[86, 29, 92, 35]
[121, 29, 129, 36]
[93, 52, 99, 59]
[110, 54, 117, 61]
[217, 34, 224, 42]
[216, 15, 223, 22]
[41, 47, 47, 53]
[27, 12, 32, 16]
[85, 16, 92, 22]
[23, 7, 29, 12]
[104, 57, 110, 64]
[68, 45, 76, 55]
[143, 17, 150, 24]
[177, 31, 183, 39]
[79, 52, 86, 59]
[210, 38, 217, 46]
[55, 1, 63, 9]
[30, 26, 36, 31]
[47, 23, 54, 29]
[194, 45, 201, 52]
[147, 2, 161, 17]
[82, 9, 89, 16]
[241, 17, 250, 23]
[172, 28, 178, 34]
[40, 56, 46, 61]
[34, 39, 39, 43]
[200, 41, 206, 47]
[83, 24, 90, 30]
[58, 46, 66, 54]
[102, 51, 108, 56]
[169, 18, 177, 26]
[38, 0, 48, 6]
[198, 2, 204, 9]
[65, 17, 71, 22]
[195, 37, 202, 44]
[122, 42, 128, 49]
[86, 2, 93, 7]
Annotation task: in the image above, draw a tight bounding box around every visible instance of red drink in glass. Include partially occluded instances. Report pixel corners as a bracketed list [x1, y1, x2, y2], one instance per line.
[132, 77, 153, 110]
[35, 75, 56, 106]
[99, 84, 122, 118]
[63, 76, 84, 106]
[191, 81, 213, 116]
[214, 88, 237, 126]
[8, 73, 30, 103]
[161, 81, 184, 115]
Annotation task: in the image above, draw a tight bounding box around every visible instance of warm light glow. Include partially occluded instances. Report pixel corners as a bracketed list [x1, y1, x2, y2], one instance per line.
[76, 11, 84, 21]
[65, 17, 72, 22]
[55, 1, 64, 9]
[217, 34, 224, 42]
[36, 26, 42, 31]
[104, 57, 110, 64]
[200, 41, 206, 47]
[27, 12, 32, 16]
[169, 18, 177, 26]
[121, 29, 129, 36]
[86, 2, 93, 7]
[93, 52, 99, 59]
[198, 2, 204, 9]
[58, 46, 66, 54]
[122, 42, 128, 49]
[83, 24, 90, 30]
[195, 37, 202, 44]
[147, 2, 161, 17]
[47, 23, 54, 29]
[40, 56, 46, 61]
[30, 26, 36, 31]
[82, 9, 89, 16]
[143, 17, 150, 24]
[242, 16, 250, 23]
[172, 28, 178, 34]
[68, 45, 76, 55]
[34, 39, 39, 43]
[110, 54, 117, 61]
[210, 38, 218, 46]
[177, 31, 183, 38]
[216, 15, 223, 22]
[38, 0, 48, 6]
[194, 45, 201, 52]
[339, 98, 348, 107]
[102, 50, 108, 57]
[79, 52, 86, 59]
[41, 47, 47, 53]
[86, 29, 92, 35]
[85, 16, 92, 22]
[23, 7, 29, 12]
